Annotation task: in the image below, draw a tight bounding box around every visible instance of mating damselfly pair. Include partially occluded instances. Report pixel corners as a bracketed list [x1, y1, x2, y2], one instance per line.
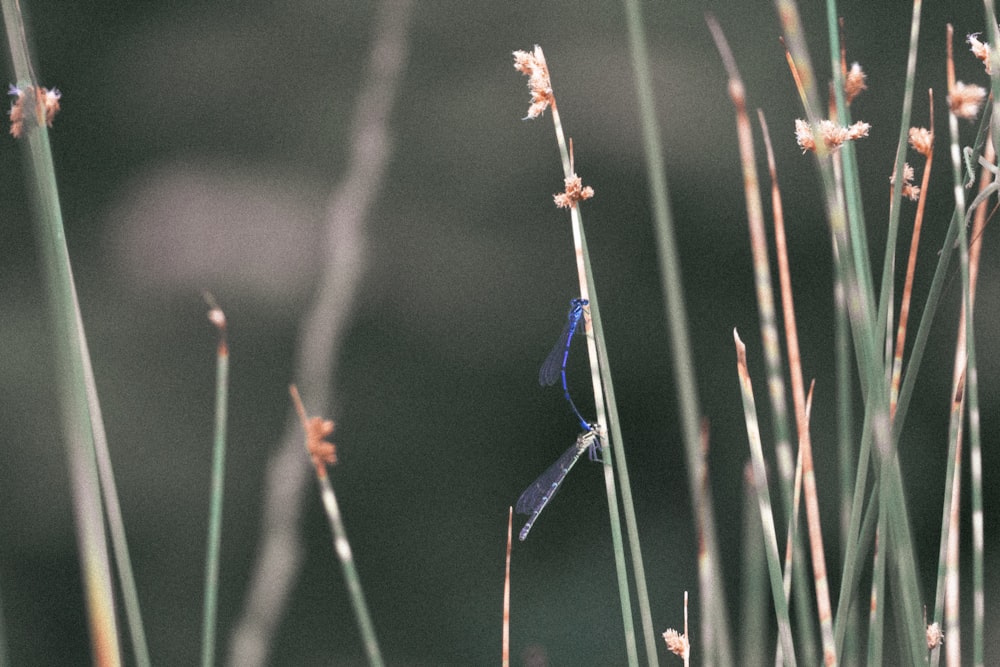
[515, 299, 603, 540]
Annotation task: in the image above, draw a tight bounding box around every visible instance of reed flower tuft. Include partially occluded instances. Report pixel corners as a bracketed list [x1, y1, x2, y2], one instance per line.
[948, 81, 987, 120]
[926, 622, 944, 649]
[890, 163, 920, 201]
[844, 62, 867, 104]
[662, 628, 689, 659]
[513, 45, 554, 119]
[553, 173, 594, 209]
[794, 119, 870, 153]
[305, 416, 337, 471]
[968, 33, 991, 73]
[908, 126, 933, 158]
[8, 84, 61, 138]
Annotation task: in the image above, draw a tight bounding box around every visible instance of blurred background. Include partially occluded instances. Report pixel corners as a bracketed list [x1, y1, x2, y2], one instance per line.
[1, 0, 999, 664]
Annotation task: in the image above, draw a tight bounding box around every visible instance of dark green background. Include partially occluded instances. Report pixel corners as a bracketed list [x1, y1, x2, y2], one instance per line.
[1, 1, 998, 664]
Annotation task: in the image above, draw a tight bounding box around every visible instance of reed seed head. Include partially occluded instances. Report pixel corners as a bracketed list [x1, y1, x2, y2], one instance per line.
[306, 417, 338, 470]
[967, 33, 991, 73]
[794, 119, 870, 153]
[926, 622, 944, 649]
[948, 81, 987, 120]
[844, 62, 867, 104]
[662, 628, 689, 659]
[513, 45, 554, 119]
[908, 127, 933, 158]
[8, 84, 61, 138]
[553, 173, 594, 209]
[890, 163, 920, 201]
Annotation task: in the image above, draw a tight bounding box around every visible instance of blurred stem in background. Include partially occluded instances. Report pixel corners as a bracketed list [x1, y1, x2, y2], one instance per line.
[226, 2, 413, 665]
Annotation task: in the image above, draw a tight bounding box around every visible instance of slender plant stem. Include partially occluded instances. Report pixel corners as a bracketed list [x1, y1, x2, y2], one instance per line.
[502, 508, 512, 667]
[1, 2, 123, 664]
[228, 3, 411, 663]
[290, 386, 384, 667]
[734, 330, 797, 666]
[201, 299, 229, 667]
[541, 50, 644, 666]
[620, 4, 733, 664]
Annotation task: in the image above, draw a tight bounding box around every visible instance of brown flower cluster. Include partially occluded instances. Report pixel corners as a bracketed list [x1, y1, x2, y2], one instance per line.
[948, 81, 987, 120]
[968, 33, 991, 73]
[890, 163, 921, 201]
[662, 628, 689, 659]
[513, 46, 554, 119]
[9, 84, 61, 138]
[553, 173, 594, 209]
[795, 119, 870, 153]
[908, 126, 933, 159]
[845, 62, 868, 104]
[306, 416, 338, 471]
[926, 622, 944, 649]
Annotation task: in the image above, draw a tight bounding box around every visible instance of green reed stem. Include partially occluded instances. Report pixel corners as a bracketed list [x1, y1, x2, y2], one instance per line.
[201, 300, 229, 667]
[535, 46, 649, 665]
[619, 5, 733, 664]
[734, 331, 797, 667]
[1, 1, 125, 663]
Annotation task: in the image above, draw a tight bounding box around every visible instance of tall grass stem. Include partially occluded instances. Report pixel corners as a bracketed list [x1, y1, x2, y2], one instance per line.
[620, 4, 733, 663]
[1, 1, 124, 663]
[227, 3, 411, 663]
[201, 299, 229, 667]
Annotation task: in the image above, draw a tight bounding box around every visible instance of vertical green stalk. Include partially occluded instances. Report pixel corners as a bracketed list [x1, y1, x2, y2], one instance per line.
[739, 468, 768, 666]
[1, 1, 122, 663]
[619, 4, 733, 664]
[832, 242, 859, 666]
[289, 387, 383, 667]
[972, 8, 998, 665]
[201, 300, 229, 667]
[777, 1, 926, 659]
[530, 46, 646, 665]
[734, 331, 797, 667]
[314, 474, 383, 666]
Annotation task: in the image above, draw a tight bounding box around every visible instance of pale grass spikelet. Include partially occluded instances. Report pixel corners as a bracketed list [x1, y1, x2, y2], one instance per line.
[948, 81, 987, 120]
[844, 62, 868, 103]
[8, 84, 61, 138]
[908, 126, 933, 158]
[662, 628, 689, 659]
[795, 118, 870, 153]
[553, 173, 594, 209]
[968, 33, 991, 73]
[926, 622, 944, 649]
[890, 162, 920, 201]
[513, 45, 554, 119]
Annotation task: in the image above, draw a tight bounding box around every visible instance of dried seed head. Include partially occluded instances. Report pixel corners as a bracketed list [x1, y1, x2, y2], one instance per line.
[845, 62, 868, 104]
[890, 162, 920, 201]
[948, 81, 987, 120]
[513, 45, 554, 119]
[795, 119, 870, 153]
[306, 417, 338, 470]
[8, 84, 60, 138]
[968, 33, 991, 73]
[926, 622, 944, 649]
[662, 628, 689, 659]
[553, 173, 594, 209]
[908, 126, 933, 158]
